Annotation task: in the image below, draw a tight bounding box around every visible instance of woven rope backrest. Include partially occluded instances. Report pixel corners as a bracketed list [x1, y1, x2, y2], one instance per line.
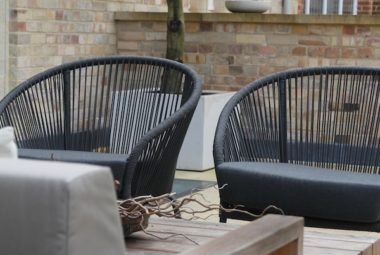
[0, 73, 66, 149]
[0, 58, 192, 154]
[223, 67, 380, 174]
[62, 60, 188, 154]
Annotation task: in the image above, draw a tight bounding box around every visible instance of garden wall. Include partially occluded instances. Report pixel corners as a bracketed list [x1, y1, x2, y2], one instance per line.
[6, 0, 166, 90]
[0, 0, 9, 98]
[5, 1, 380, 95]
[116, 12, 380, 91]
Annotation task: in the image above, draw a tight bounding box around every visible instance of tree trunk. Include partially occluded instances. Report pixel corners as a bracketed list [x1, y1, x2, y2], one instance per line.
[163, 0, 185, 93]
[166, 0, 184, 63]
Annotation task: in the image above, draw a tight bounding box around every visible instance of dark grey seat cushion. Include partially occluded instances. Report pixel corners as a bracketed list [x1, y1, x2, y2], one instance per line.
[217, 162, 380, 223]
[19, 148, 128, 184]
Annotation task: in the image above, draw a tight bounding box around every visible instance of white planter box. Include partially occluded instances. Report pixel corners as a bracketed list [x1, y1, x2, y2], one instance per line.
[110, 90, 234, 171]
[176, 91, 234, 171]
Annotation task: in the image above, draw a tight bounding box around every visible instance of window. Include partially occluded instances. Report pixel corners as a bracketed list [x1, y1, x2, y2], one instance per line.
[304, 0, 358, 15]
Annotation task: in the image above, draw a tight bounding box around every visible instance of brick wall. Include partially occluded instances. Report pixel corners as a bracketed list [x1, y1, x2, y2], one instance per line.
[7, 0, 166, 90]
[5, 0, 380, 95]
[0, 0, 8, 98]
[116, 13, 380, 91]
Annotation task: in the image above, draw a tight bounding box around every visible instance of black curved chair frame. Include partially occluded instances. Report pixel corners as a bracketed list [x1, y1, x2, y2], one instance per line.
[214, 66, 380, 231]
[0, 56, 202, 199]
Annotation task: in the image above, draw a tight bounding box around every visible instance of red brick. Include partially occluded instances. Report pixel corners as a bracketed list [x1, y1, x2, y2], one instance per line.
[200, 23, 213, 32]
[260, 46, 276, 55]
[343, 26, 355, 35]
[56, 10, 64, 20]
[235, 76, 253, 86]
[27, 0, 37, 7]
[341, 48, 355, 58]
[71, 35, 79, 44]
[358, 47, 373, 58]
[199, 44, 212, 53]
[325, 48, 340, 58]
[185, 43, 198, 53]
[292, 47, 306, 56]
[308, 47, 325, 57]
[10, 22, 27, 32]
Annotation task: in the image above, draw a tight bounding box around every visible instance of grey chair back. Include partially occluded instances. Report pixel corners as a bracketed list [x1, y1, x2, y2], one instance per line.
[0, 56, 202, 198]
[215, 67, 380, 174]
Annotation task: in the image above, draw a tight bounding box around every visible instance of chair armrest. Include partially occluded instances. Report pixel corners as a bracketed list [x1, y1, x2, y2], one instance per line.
[180, 215, 304, 255]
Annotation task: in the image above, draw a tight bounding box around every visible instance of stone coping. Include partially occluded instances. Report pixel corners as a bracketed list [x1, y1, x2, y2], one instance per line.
[115, 12, 380, 25]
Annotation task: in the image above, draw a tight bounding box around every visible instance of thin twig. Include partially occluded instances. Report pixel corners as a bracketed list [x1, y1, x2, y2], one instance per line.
[118, 182, 285, 244]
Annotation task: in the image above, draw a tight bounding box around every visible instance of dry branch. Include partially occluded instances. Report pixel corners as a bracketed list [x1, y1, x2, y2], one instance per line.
[118, 184, 284, 240]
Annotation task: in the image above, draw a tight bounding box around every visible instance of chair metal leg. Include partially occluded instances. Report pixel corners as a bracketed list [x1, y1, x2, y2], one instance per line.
[219, 209, 227, 223]
[169, 196, 182, 219]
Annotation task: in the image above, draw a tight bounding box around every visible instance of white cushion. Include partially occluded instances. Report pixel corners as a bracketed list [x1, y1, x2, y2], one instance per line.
[0, 159, 125, 255]
[0, 126, 17, 158]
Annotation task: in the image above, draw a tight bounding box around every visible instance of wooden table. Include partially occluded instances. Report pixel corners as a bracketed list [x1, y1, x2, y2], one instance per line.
[125, 216, 380, 255]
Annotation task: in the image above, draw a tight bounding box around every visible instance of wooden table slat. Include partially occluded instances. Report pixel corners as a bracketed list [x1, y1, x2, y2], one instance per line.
[305, 230, 380, 243]
[149, 217, 238, 231]
[147, 224, 230, 238]
[304, 238, 372, 252]
[304, 246, 360, 255]
[126, 239, 195, 253]
[126, 248, 177, 255]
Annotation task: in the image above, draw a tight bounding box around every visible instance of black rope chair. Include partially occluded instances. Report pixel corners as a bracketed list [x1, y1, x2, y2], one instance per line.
[0, 56, 202, 199]
[214, 66, 380, 231]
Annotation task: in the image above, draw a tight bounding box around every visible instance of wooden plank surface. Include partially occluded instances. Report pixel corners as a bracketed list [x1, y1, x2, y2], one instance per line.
[304, 229, 380, 255]
[180, 214, 303, 255]
[125, 218, 236, 254]
[124, 216, 380, 255]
